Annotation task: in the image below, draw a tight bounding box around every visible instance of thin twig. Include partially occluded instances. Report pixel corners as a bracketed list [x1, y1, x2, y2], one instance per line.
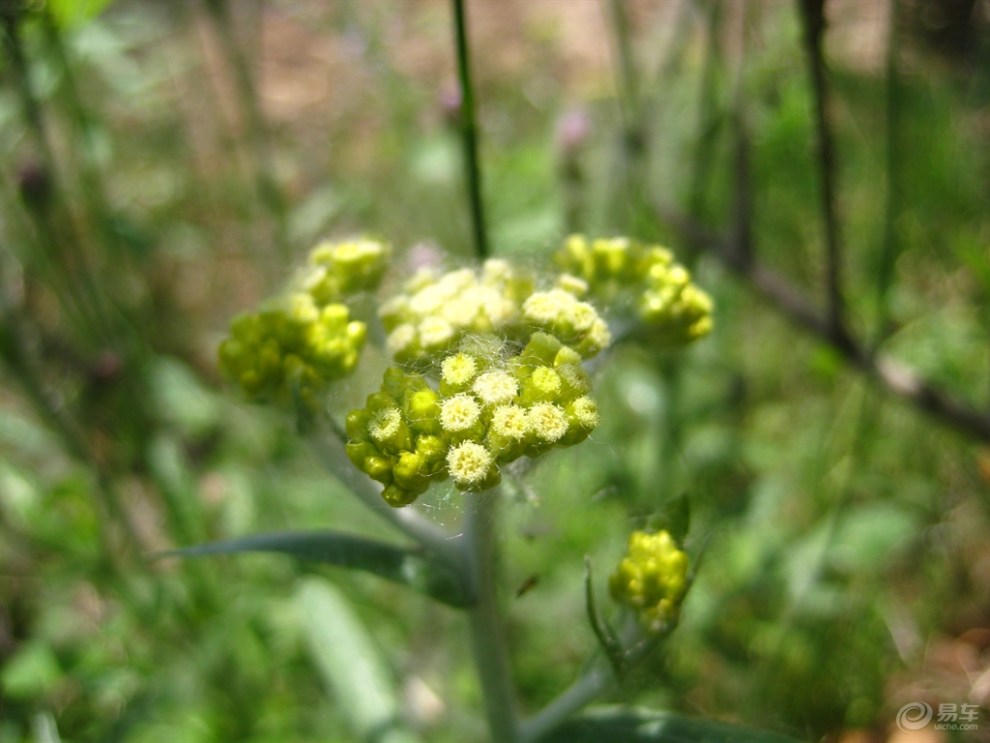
[727, 0, 753, 268]
[658, 207, 990, 441]
[451, 0, 490, 260]
[797, 0, 846, 337]
[873, 0, 901, 341]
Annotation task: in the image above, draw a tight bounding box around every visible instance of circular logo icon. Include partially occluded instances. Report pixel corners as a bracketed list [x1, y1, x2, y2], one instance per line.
[896, 702, 934, 731]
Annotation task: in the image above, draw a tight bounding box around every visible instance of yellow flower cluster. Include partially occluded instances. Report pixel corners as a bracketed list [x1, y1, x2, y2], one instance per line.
[345, 332, 599, 507]
[554, 235, 713, 347]
[218, 238, 390, 411]
[609, 530, 689, 632]
[302, 238, 392, 304]
[378, 259, 610, 365]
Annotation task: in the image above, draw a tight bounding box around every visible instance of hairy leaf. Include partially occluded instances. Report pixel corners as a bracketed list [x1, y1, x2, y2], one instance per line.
[160, 530, 470, 608]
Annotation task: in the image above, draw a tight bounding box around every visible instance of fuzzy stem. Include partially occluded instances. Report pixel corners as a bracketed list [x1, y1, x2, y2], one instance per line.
[451, 0, 490, 260]
[463, 490, 518, 742]
[310, 432, 464, 570]
[519, 661, 613, 743]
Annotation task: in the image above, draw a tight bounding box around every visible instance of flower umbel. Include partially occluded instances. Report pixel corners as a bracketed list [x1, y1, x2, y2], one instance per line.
[346, 332, 600, 506]
[218, 293, 366, 414]
[554, 234, 713, 346]
[609, 529, 690, 633]
[218, 238, 390, 416]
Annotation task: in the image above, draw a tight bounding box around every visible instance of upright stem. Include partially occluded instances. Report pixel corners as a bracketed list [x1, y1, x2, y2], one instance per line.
[451, 0, 489, 260]
[605, 0, 651, 236]
[873, 0, 901, 341]
[606, 0, 641, 129]
[463, 491, 518, 742]
[797, 0, 847, 341]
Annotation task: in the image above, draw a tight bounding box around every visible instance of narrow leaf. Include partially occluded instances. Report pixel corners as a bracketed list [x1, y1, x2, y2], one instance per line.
[584, 557, 624, 677]
[158, 530, 470, 608]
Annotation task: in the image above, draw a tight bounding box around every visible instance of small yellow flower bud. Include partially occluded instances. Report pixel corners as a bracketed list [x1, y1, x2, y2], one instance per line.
[440, 353, 478, 387]
[387, 324, 417, 358]
[610, 529, 690, 632]
[418, 316, 455, 350]
[368, 407, 402, 443]
[556, 273, 589, 297]
[439, 394, 482, 433]
[571, 395, 598, 425]
[382, 484, 418, 508]
[446, 441, 497, 490]
[529, 367, 562, 398]
[472, 370, 518, 406]
[393, 451, 430, 492]
[528, 402, 568, 443]
[405, 388, 441, 433]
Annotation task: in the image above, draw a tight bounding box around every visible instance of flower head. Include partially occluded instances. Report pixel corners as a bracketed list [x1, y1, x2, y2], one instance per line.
[554, 234, 713, 347]
[609, 529, 690, 632]
[446, 441, 498, 490]
[439, 394, 482, 434]
[441, 353, 478, 388]
[472, 370, 518, 406]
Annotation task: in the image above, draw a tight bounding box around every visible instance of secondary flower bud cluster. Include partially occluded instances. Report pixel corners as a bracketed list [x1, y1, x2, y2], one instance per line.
[345, 332, 600, 507]
[218, 239, 390, 410]
[378, 259, 610, 365]
[302, 238, 392, 304]
[609, 529, 689, 632]
[554, 234, 713, 347]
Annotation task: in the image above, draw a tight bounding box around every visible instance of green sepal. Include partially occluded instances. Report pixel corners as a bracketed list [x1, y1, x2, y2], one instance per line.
[584, 557, 625, 678]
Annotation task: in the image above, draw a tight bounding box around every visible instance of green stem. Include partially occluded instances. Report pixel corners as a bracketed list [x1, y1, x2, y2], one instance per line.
[463, 491, 518, 742]
[872, 0, 901, 341]
[519, 661, 613, 743]
[606, 0, 641, 128]
[451, 0, 489, 260]
[605, 0, 651, 235]
[310, 433, 464, 570]
[797, 0, 847, 338]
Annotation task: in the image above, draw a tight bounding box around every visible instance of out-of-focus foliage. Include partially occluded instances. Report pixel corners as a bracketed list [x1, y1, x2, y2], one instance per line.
[1, 1, 987, 741]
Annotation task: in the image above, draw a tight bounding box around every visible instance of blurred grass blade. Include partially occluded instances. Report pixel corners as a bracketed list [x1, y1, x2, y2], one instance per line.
[160, 530, 471, 607]
[296, 579, 420, 743]
[537, 706, 803, 743]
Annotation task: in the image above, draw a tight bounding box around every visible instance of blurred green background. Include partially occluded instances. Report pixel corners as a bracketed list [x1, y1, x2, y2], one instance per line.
[1, 0, 988, 741]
